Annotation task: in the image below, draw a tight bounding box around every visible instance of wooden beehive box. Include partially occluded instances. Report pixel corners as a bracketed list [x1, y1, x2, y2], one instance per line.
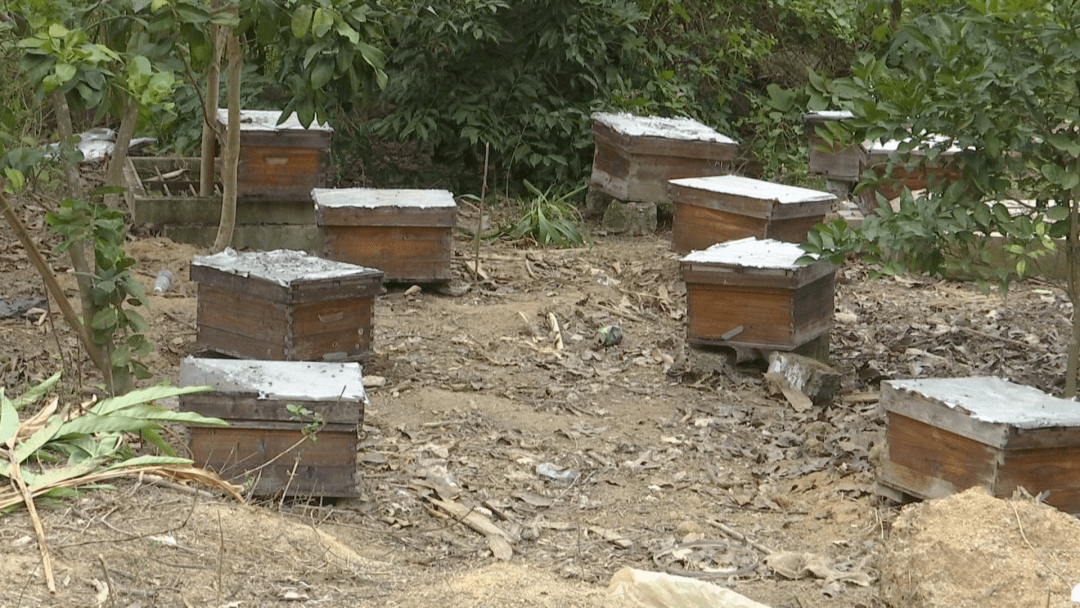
[680, 238, 835, 350]
[590, 112, 738, 204]
[881, 377, 1080, 513]
[313, 188, 456, 283]
[804, 111, 863, 182]
[191, 249, 383, 361]
[122, 156, 316, 250]
[217, 109, 333, 202]
[179, 357, 367, 497]
[668, 175, 835, 253]
[863, 137, 962, 200]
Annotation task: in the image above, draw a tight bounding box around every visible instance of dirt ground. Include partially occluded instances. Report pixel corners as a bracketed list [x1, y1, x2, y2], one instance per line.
[0, 195, 1076, 608]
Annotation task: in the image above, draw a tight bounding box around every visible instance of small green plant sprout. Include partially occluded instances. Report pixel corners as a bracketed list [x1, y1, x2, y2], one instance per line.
[286, 403, 325, 441]
[510, 180, 589, 248]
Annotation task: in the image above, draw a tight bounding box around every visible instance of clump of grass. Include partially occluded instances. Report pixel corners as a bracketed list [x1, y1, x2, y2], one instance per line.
[510, 180, 589, 248]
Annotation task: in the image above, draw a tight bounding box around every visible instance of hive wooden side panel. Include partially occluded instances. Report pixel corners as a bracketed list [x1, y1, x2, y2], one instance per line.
[671, 203, 767, 253]
[685, 284, 795, 347]
[318, 225, 452, 282]
[882, 412, 1002, 494]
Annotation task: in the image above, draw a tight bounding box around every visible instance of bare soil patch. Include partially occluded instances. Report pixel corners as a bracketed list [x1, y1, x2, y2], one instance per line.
[0, 197, 1074, 607]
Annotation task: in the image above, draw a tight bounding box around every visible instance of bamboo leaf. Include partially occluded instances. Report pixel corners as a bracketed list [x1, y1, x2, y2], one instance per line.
[90, 385, 213, 416]
[0, 394, 18, 446]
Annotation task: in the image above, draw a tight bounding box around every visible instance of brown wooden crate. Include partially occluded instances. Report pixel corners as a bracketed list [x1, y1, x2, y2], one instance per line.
[885, 412, 1001, 491]
[319, 225, 453, 282]
[592, 122, 737, 161]
[181, 393, 362, 426]
[997, 446, 1080, 512]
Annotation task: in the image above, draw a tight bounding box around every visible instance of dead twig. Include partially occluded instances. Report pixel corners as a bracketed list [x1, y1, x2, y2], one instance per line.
[6, 444, 56, 593]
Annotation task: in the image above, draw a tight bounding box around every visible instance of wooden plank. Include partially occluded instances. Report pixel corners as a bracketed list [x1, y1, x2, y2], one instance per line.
[1006, 426, 1080, 450]
[996, 447, 1080, 513]
[180, 394, 363, 426]
[236, 145, 326, 201]
[193, 266, 381, 305]
[885, 412, 1001, 490]
[681, 262, 835, 290]
[317, 205, 456, 228]
[189, 426, 355, 468]
[290, 298, 373, 338]
[765, 214, 826, 243]
[239, 131, 332, 149]
[791, 274, 835, 345]
[319, 226, 452, 282]
[592, 122, 737, 161]
[671, 202, 766, 253]
[197, 284, 288, 340]
[196, 325, 286, 360]
[685, 284, 794, 346]
[879, 460, 959, 501]
[882, 382, 1011, 449]
[189, 426, 357, 496]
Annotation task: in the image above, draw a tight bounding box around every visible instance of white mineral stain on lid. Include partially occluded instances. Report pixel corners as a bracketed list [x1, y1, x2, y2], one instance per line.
[680, 237, 816, 269]
[192, 248, 380, 286]
[592, 112, 738, 144]
[889, 377, 1080, 429]
[669, 175, 835, 204]
[180, 356, 368, 403]
[312, 188, 457, 209]
[215, 109, 333, 132]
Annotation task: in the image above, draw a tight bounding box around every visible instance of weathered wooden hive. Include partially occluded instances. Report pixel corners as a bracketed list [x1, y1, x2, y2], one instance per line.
[680, 238, 835, 351]
[863, 138, 962, 201]
[880, 377, 1080, 513]
[667, 175, 835, 254]
[804, 111, 862, 182]
[217, 109, 333, 202]
[313, 188, 457, 283]
[191, 249, 383, 361]
[590, 112, 738, 204]
[122, 156, 316, 250]
[179, 356, 367, 497]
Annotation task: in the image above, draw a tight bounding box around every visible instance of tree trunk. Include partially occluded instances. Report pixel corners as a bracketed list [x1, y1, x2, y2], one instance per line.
[104, 94, 139, 211]
[200, 21, 225, 197]
[212, 30, 242, 253]
[51, 92, 116, 393]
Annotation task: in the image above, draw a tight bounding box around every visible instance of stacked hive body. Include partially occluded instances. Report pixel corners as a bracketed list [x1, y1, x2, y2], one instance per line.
[590, 112, 738, 204]
[680, 238, 835, 353]
[179, 357, 367, 497]
[125, 110, 332, 250]
[668, 175, 835, 254]
[881, 377, 1080, 513]
[191, 249, 383, 362]
[803, 110, 962, 203]
[313, 188, 457, 283]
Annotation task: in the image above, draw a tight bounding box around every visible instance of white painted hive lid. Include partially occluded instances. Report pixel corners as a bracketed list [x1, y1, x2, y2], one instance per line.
[192, 248, 380, 286]
[803, 110, 854, 121]
[889, 377, 1080, 429]
[669, 175, 835, 204]
[180, 356, 368, 403]
[680, 237, 814, 269]
[592, 112, 737, 144]
[312, 188, 457, 209]
[866, 134, 961, 156]
[215, 109, 333, 132]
